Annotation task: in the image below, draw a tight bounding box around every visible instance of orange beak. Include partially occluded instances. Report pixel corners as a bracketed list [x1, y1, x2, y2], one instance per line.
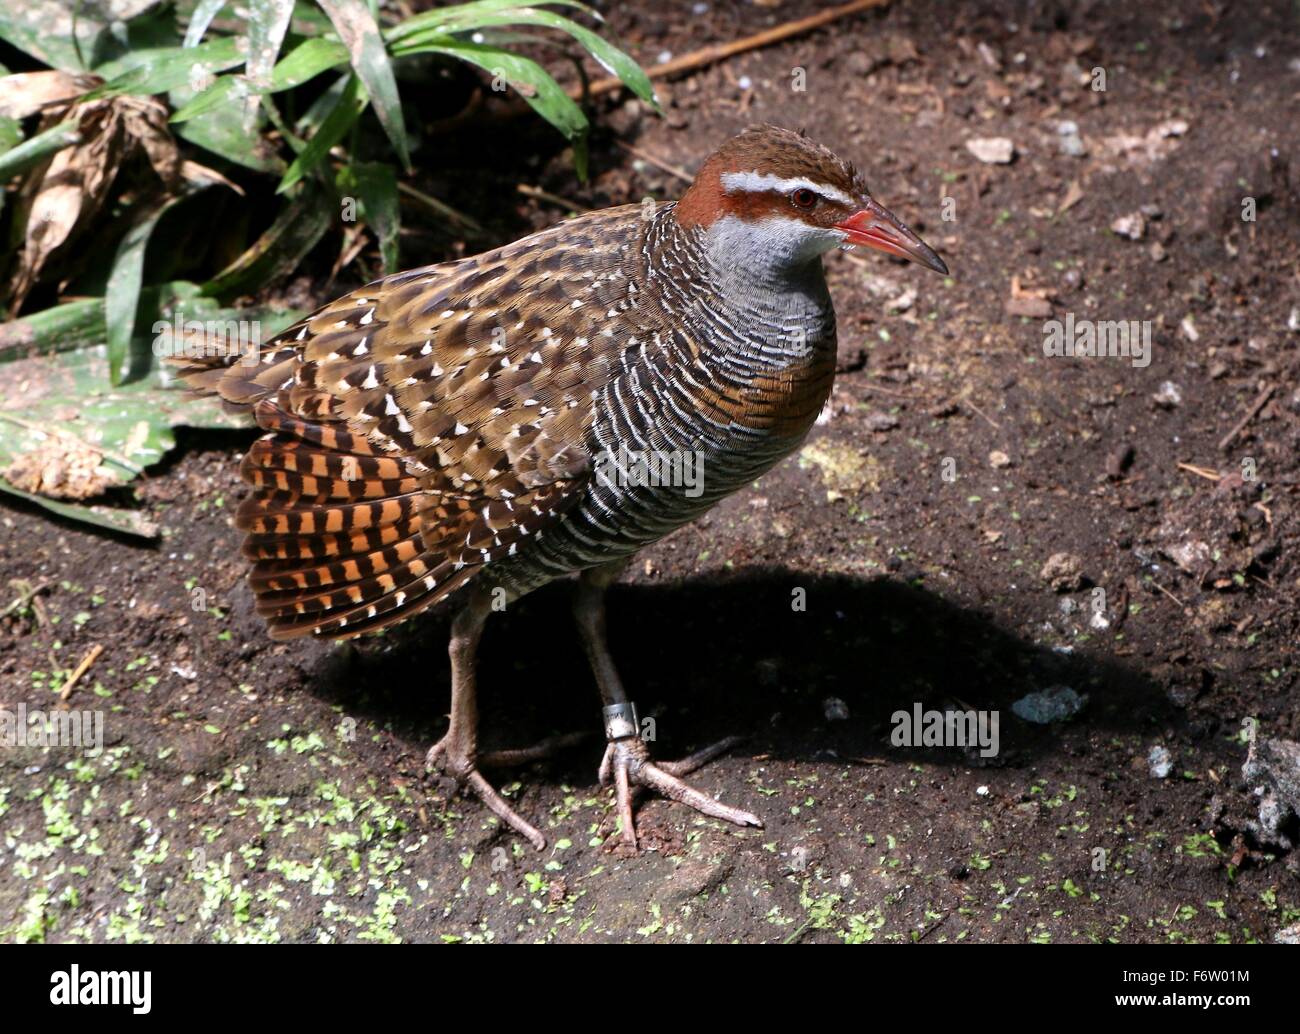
[835, 198, 948, 275]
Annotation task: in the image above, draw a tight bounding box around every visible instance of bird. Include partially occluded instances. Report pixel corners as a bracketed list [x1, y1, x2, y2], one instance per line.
[172, 124, 947, 850]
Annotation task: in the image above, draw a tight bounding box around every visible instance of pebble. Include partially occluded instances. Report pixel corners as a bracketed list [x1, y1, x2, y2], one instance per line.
[1040, 552, 1085, 592]
[823, 697, 850, 722]
[1110, 212, 1146, 240]
[1148, 745, 1173, 779]
[965, 137, 1015, 164]
[1059, 133, 1087, 157]
[1012, 686, 1087, 724]
[1152, 381, 1183, 409]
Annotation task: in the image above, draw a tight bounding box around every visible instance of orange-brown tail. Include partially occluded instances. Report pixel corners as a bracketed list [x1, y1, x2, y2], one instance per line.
[171, 349, 475, 640]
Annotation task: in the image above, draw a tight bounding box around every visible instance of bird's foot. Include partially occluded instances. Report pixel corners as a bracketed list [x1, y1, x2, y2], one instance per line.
[598, 734, 763, 849]
[425, 730, 588, 850]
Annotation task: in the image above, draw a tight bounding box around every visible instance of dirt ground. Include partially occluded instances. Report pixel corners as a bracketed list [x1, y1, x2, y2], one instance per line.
[3, 0, 1300, 943]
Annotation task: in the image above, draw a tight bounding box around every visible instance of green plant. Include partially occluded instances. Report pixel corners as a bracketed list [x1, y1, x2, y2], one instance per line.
[0, 1, 654, 532]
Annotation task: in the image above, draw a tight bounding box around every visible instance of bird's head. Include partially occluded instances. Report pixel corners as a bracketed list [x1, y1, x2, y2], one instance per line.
[675, 124, 948, 280]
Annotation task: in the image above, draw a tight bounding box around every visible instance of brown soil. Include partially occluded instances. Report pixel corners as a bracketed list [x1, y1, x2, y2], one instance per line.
[2, 0, 1298, 943]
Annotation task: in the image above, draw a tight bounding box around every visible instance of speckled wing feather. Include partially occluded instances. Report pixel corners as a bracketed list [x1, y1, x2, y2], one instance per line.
[173, 205, 646, 639]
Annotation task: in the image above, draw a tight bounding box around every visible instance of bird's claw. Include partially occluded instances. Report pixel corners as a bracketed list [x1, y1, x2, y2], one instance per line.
[599, 734, 762, 849]
[426, 735, 550, 850]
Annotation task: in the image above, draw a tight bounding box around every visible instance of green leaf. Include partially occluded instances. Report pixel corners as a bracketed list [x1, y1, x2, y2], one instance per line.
[106, 194, 197, 385]
[342, 161, 400, 273]
[171, 37, 350, 123]
[0, 114, 21, 156]
[0, 297, 106, 360]
[418, 8, 657, 108]
[184, 0, 228, 49]
[316, 0, 409, 170]
[0, 120, 80, 181]
[388, 1, 597, 43]
[398, 40, 586, 139]
[245, 0, 296, 88]
[174, 103, 283, 172]
[0, 478, 160, 538]
[91, 37, 247, 97]
[278, 73, 367, 193]
[0, 7, 104, 70]
[202, 181, 334, 299]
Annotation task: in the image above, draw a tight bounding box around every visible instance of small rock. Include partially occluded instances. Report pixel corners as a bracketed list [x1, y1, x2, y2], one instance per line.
[966, 137, 1015, 164]
[1180, 315, 1199, 341]
[1149, 241, 1167, 262]
[1276, 922, 1300, 945]
[1005, 296, 1053, 318]
[1167, 540, 1211, 573]
[1110, 212, 1146, 240]
[1148, 745, 1173, 779]
[1242, 736, 1300, 843]
[823, 697, 850, 722]
[1059, 133, 1087, 158]
[885, 286, 917, 313]
[1012, 686, 1087, 724]
[989, 449, 1012, 468]
[865, 412, 899, 432]
[1152, 381, 1183, 409]
[1040, 552, 1085, 592]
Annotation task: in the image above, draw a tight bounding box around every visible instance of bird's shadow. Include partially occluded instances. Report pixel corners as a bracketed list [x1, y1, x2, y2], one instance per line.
[305, 568, 1171, 777]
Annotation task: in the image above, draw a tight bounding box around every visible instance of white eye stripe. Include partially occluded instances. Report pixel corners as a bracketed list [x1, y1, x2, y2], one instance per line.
[719, 171, 856, 208]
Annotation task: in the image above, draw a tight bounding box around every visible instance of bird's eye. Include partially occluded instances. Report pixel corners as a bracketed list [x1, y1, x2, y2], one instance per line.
[791, 188, 818, 209]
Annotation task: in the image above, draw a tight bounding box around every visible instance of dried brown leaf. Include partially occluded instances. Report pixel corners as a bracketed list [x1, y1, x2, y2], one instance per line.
[0, 70, 98, 119]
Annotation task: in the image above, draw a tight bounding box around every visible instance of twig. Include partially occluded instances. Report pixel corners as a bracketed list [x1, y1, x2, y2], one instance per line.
[963, 398, 1002, 430]
[1111, 582, 1130, 631]
[614, 140, 693, 184]
[1176, 461, 1222, 482]
[2, 579, 49, 619]
[59, 643, 103, 702]
[1152, 581, 1187, 611]
[917, 911, 950, 942]
[862, 382, 927, 399]
[579, 0, 893, 99]
[396, 181, 484, 234]
[1218, 383, 1275, 452]
[516, 184, 590, 214]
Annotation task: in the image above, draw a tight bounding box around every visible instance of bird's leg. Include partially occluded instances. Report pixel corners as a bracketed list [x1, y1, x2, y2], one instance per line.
[573, 560, 763, 848]
[425, 585, 549, 850]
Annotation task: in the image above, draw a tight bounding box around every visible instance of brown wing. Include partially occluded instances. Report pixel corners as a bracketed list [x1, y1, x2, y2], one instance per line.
[173, 205, 644, 638]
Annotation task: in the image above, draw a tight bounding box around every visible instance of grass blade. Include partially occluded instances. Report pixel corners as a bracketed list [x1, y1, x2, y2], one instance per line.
[316, 0, 410, 170]
[342, 161, 400, 273]
[171, 37, 351, 123]
[433, 9, 657, 107]
[0, 119, 80, 181]
[184, 0, 228, 49]
[397, 40, 586, 139]
[105, 194, 195, 385]
[277, 73, 366, 193]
